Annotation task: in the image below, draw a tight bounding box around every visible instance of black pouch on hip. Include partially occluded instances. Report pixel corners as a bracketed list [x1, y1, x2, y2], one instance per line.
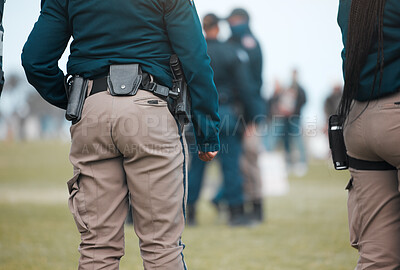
[107, 64, 142, 96]
[328, 115, 348, 170]
[65, 76, 88, 124]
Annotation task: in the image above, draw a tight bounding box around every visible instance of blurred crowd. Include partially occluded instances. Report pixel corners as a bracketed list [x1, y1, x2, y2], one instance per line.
[0, 73, 68, 141]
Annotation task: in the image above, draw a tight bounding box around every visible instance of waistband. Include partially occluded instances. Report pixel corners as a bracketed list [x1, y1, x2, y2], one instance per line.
[90, 74, 172, 99]
[91, 77, 108, 96]
[348, 156, 396, 171]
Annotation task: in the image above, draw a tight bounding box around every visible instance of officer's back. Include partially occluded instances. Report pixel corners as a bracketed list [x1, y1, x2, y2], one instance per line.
[23, 0, 220, 151]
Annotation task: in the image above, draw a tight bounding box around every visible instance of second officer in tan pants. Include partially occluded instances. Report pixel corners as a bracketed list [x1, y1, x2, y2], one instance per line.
[337, 0, 400, 268]
[22, 0, 220, 269]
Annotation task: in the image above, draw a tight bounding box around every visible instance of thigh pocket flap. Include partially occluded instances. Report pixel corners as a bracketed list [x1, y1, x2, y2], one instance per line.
[67, 170, 89, 233]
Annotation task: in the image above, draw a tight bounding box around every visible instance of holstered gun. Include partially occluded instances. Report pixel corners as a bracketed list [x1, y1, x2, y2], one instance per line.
[170, 54, 191, 126]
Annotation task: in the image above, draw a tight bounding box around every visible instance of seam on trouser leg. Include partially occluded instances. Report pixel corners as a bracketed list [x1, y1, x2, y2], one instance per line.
[178, 123, 187, 220]
[89, 163, 97, 270]
[178, 126, 187, 270]
[351, 178, 365, 269]
[110, 95, 123, 157]
[147, 171, 158, 270]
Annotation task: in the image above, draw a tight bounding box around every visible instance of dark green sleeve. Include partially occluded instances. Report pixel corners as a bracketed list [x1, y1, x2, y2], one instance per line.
[21, 0, 71, 109]
[164, 0, 220, 152]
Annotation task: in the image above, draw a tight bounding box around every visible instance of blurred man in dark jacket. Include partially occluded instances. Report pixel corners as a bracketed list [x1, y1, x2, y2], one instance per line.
[187, 13, 263, 226]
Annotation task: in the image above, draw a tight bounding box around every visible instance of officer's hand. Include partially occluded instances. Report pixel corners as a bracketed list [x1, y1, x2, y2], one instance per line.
[198, 151, 218, 162]
[244, 124, 257, 137]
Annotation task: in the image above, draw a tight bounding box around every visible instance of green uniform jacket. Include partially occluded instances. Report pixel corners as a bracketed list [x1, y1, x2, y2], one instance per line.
[21, 0, 220, 152]
[338, 0, 400, 101]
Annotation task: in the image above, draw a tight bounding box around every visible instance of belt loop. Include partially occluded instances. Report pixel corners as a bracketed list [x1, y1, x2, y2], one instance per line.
[87, 80, 93, 97]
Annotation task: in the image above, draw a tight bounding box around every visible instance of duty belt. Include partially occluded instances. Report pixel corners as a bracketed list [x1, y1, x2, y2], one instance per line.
[348, 156, 396, 171]
[90, 73, 177, 99]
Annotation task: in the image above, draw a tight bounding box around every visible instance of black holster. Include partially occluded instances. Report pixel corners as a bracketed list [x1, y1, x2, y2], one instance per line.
[328, 115, 348, 170]
[65, 76, 88, 124]
[170, 55, 191, 127]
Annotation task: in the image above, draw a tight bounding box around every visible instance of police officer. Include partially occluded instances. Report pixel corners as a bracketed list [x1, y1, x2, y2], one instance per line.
[21, 0, 220, 269]
[226, 8, 265, 222]
[187, 13, 262, 226]
[227, 8, 263, 95]
[337, 0, 400, 268]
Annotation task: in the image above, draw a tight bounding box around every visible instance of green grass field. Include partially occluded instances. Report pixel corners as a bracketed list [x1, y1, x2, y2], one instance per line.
[0, 141, 357, 270]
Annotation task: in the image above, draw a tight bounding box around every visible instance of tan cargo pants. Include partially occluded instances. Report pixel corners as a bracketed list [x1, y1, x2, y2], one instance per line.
[344, 92, 400, 270]
[67, 88, 188, 270]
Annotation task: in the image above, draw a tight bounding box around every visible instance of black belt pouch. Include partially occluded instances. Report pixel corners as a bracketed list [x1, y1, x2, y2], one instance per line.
[66, 76, 88, 124]
[107, 64, 142, 96]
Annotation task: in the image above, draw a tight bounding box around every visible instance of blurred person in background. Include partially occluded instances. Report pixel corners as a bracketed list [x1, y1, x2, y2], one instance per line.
[227, 8, 263, 93]
[226, 7, 266, 222]
[26, 91, 66, 139]
[337, 0, 400, 268]
[21, 0, 220, 269]
[0, 72, 67, 141]
[0, 73, 33, 140]
[265, 70, 307, 176]
[187, 13, 263, 227]
[264, 79, 284, 151]
[287, 69, 307, 175]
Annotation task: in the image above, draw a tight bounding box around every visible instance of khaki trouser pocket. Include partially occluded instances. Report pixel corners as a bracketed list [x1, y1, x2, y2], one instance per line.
[132, 95, 168, 107]
[379, 102, 400, 111]
[67, 169, 89, 233]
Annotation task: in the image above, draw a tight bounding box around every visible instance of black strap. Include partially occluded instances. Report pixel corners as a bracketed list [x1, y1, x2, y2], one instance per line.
[141, 73, 171, 98]
[90, 77, 108, 96]
[348, 156, 396, 171]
